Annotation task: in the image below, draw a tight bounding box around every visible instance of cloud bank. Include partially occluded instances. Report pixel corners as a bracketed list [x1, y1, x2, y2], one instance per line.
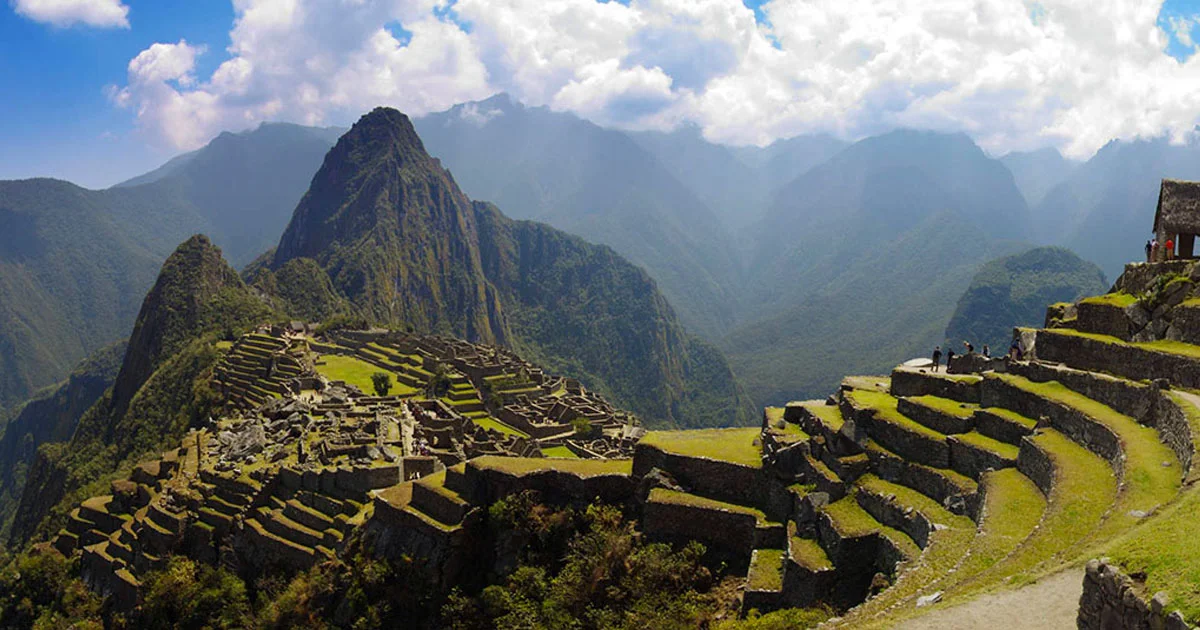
[12, 0, 129, 28]
[111, 0, 1200, 159]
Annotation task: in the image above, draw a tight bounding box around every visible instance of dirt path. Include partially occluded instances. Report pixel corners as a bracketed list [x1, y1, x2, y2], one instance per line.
[894, 569, 1083, 629]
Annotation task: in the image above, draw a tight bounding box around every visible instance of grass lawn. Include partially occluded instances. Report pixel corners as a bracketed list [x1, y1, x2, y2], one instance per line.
[954, 431, 1020, 461]
[640, 427, 763, 468]
[950, 429, 1115, 595]
[789, 535, 832, 571]
[795, 401, 845, 432]
[647, 488, 767, 522]
[215, 340, 233, 350]
[746, 549, 786, 591]
[316, 354, 419, 396]
[852, 469, 1045, 628]
[842, 375, 892, 391]
[848, 390, 946, 441]
[821, 496, 883, 538]
[909, 395, 979, 419]
[997, 374, 1181, 550]
[764, 406, 785, 425]
[1079, 292, 1139, 308]
[1106, 481, 1200, 621]
[540, 445, 578, 458]
[472, 417, 528, 438]
[472, 456, 632, 477]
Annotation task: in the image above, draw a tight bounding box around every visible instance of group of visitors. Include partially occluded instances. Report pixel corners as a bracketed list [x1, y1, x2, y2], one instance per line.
[1147, 236, 1177, 262]
[930, 339, 1004, 372]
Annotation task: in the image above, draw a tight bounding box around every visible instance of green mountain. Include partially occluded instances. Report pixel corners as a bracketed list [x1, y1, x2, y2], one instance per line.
[414, 95, 742, 338]
[943, 246, 1107, 353]
[0, 341, 125, 538]
[9, 235, 270, 546]
[113, 123, 345, 267]
[266, 107, 752, 428]
[722, 130, 1032, 405]
[0, 179, 161, 412]
[0, 124, 339, 412]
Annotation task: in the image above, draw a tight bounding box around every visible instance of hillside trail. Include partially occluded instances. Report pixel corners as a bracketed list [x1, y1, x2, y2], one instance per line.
[893, 568, 1083, 629]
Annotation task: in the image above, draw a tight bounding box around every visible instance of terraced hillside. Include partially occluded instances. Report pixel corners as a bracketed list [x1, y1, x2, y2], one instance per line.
[40, 256, 1200, 627]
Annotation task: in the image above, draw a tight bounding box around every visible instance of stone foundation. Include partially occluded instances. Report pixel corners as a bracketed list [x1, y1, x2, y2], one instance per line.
[1078, 559, 1192, 630]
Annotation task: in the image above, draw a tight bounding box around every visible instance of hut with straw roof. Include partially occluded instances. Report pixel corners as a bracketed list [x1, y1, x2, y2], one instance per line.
[1154, 179, 1200, 260]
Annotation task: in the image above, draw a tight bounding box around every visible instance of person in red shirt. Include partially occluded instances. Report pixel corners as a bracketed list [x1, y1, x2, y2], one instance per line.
[1167, 237, 1176, 261]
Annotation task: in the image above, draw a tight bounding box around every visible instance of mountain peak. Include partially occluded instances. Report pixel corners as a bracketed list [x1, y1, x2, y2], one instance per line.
[110, 234, 264, 421]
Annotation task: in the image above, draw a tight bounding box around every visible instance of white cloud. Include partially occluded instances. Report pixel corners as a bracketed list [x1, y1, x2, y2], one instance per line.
[111, 0, 1200, 159]
[11, 0, 129, 28]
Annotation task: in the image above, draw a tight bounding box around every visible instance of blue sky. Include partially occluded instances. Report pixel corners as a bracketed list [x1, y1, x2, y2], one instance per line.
[0, 2, 233, 186]
[3, 0, 1200, 188]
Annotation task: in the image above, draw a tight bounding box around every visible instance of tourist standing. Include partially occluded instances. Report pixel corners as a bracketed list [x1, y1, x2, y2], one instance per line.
[963, 340, 974, 354]
[982, 344, 990, 358]
[1147, 240, 1154, 262]
[946, 348, 956, 370]
[932, 346, 942, 372]
[1167, 236, 1176, 261]
[1152, 237, 1159, 262]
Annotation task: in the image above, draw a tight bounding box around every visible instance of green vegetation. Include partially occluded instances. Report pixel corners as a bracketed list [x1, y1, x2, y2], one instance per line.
[996, 374, 1181, 548]
[472, 417, 529, 438]
[821, 497, 883, 538]
[954, 469, 1047, 580]
[908, 395, 978, 418]
[370, 371, 391, 396]
[797, 401, 844, 432]
[0, 549, 102, 627]
[789, 536, 832, 571]
[746, 549, 785, 591]
[1079, 292, 1138, 307]
[715, 607, 833, 630]
[847, 390, 945, 441]
[441, 499, 727, 630]
[639, 428, 762, 468]
[316, 355, 412, 397]
[1106, 482, 1200, 621]
[954, 429, 1115, 593]
[472, 456, 633, 477]
[540, 445, 578, 459]
[648, 488, 768, 523]
[943, 246, 1107, 355]
[139, 556, 252, 628]
[954, 431, 1020, 460]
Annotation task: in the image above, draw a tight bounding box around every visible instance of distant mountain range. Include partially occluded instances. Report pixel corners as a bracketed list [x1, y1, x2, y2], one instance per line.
[0, 124, 341, 410]
[1, 93, 1188, 419]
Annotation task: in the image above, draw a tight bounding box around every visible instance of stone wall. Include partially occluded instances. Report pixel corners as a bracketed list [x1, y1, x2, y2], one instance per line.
[1078, 559, 1192, 630]
[1008, 361, 1194, 480]
[633, 445, 791, 521]
[1017, 437, 1054, 495]
[641, 499, 757, 572]
[889, 369, 981, 403]
[463, 462, 635, 508]
[864, 444, 982, 521]
[980, 376, 1125, 477]
[1036, 330, 1200, 390]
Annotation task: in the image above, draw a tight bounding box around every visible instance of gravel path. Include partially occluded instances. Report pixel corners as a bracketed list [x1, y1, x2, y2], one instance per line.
[895, 569, 1083, 629]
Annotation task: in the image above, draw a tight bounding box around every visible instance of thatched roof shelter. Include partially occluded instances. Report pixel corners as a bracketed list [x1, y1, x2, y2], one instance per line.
[1154, 179, 1200, 236]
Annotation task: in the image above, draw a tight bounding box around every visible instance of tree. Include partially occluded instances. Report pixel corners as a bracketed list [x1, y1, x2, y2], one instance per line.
[371, 372, 391, 397]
